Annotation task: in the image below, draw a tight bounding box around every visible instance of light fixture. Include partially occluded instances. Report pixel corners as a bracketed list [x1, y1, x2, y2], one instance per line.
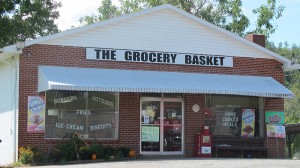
[16, 41, 25, 51]
[25, 52, 32, 57]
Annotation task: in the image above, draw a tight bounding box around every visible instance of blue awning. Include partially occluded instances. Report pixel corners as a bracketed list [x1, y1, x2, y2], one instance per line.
[38, 66, 294, 98]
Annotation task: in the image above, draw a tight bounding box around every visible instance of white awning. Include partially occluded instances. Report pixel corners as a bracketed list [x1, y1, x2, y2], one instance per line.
[38, 66, 294, 98]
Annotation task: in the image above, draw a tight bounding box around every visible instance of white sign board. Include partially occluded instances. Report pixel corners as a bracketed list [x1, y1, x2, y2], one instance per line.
[86, 48, 233, 67]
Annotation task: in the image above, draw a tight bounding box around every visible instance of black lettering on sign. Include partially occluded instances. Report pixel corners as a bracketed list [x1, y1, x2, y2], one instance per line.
[170, 54, 176, 63]
[192, 55, 199, 64]
[214, 57, 219, 65]
[133, 52, 140, 61]
[219, 57, 225, 65]
[199, 55, 205, 65]
[163, 54, 170, 63]
[141, 52, 148, 61]
[185, 55, 192, 64]
[102, 50, 110, 59]
[87, 48, 231, 67]
[125, 51, 132, 61]
[206, 56, 213, 65]
[157, 53, 162, 62]
[111, 50, 116, 60]
[94, 49, 101, 59]
[94, 49, 116, 60]
[149, 53, 156, 62]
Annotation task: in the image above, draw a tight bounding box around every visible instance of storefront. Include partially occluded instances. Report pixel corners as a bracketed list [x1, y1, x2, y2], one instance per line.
[0, 4, 299, 164]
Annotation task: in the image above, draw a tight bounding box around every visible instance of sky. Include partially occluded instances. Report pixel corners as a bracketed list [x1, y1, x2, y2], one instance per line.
[55, 0, 300, 47]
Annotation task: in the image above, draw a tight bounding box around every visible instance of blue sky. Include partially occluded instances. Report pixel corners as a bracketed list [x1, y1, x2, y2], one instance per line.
[242, 0, 300, 46]
[56, 0, 300, 47]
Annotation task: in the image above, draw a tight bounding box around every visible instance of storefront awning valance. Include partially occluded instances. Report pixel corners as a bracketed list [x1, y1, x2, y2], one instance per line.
[38, 66, 294, 98]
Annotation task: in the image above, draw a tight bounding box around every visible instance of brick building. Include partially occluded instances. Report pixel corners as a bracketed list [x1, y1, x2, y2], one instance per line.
[0, 4, 299, 165]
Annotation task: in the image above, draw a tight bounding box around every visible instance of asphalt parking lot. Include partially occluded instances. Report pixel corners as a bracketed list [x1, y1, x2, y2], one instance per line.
[29, 158, 300, 168]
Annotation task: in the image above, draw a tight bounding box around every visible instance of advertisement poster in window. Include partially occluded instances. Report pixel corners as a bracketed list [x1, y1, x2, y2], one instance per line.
[265, 111, 284, 125]
[27, 96, 45, 133]
[142, 126, 159, 142]
[241, 109, 255, 138]
[266, 124, 286, 138]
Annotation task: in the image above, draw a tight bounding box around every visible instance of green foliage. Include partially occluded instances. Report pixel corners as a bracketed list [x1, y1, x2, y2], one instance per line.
[18, 145, 46, 165]
[103, 146, 116, 157]
[79, 145, 93, 160]
[80, 0, 121, 24]
[18, 145, 34, 164]
[48, 132, 85, 162]
[117, 146, 130, 157]
[90, 144, 105, 159]
[52, 142, 78, 161]
[80, 0, 284, 38]
[0, 0, 61, 48]
[252, 0, 284, 38]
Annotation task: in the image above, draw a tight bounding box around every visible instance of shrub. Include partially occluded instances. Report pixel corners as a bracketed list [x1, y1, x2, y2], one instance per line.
[49, 147, 63, 163]
[79, 145, 92, 160]
[103, 146, 116, 157]
[117, 146, 130, 157]
[18, 145, 47, 165]
[90, 144, 105, 159]
[18, 145, 34, 164]
[50, 141, 77, 162]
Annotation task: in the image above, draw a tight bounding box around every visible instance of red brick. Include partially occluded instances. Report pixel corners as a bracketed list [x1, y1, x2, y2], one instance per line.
[18, 44, 285, 158]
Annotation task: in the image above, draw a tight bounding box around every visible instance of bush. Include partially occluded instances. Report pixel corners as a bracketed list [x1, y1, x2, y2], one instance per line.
[18, 145, 47, 165]
[117, 146, 130, 157]
[103, 146, 116, 157]
[79, 145, 92, 160]
[52, 142, 78, 161]
[18, 146, 34, 164]
[90, 144, 105, 159]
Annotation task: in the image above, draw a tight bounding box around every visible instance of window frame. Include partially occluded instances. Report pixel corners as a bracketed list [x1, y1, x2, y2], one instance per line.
[44, 90, 119, 140]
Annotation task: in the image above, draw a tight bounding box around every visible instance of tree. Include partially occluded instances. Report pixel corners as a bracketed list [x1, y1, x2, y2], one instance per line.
[253, 0, 285, 39]
[0, 0, 61, 48]
[80, 0, 284, 38]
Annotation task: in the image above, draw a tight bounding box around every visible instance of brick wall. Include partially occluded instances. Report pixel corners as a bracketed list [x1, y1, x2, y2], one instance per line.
[184, 94, 206, 157]
[19, 44, 285, 157]
[264, 98, 285, 158]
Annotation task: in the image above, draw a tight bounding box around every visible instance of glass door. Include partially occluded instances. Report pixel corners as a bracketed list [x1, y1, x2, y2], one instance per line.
[163, 102, 183, 153]
[140, 98, 183, 155]
[141, 101, 161, 152]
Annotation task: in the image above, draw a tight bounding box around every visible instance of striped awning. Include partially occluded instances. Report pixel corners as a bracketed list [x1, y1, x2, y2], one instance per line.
[38, 66, 294, 98]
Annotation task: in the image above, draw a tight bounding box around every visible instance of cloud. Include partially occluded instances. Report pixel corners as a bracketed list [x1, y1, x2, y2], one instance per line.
[55, 0, 102, 31]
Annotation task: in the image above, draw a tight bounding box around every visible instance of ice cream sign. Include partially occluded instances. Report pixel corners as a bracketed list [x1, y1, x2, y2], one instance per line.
[265, 111, 284, 125]
[27, 96, 45, 133]
[241, 109, 255, 138]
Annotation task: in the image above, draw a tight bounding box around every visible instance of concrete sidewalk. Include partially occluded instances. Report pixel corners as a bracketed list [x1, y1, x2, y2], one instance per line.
[28, 158, 300, 168]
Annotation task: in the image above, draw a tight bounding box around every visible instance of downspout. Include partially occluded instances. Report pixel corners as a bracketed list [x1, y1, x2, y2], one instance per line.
[12, 55, 18, 163]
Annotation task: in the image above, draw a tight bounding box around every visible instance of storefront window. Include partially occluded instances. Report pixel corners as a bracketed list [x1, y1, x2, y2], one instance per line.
[45, 91, 119, 139]
[205, 95, 264, 137]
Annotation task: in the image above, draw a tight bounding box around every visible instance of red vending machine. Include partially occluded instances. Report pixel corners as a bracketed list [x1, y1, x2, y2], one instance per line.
[195, 126, 212, 157]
